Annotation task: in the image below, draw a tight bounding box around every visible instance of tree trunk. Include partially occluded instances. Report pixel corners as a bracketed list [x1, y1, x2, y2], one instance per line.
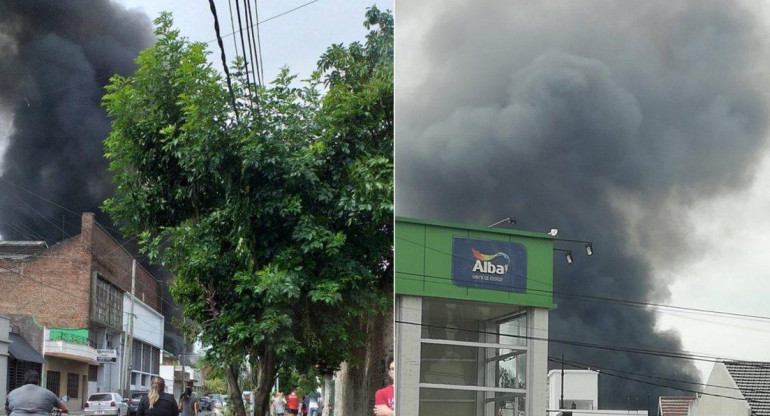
[322, 375, 333, 416]
[333, 304, 393, 416]
[252, 350, 276, 416]
[226, 364, 247, 416]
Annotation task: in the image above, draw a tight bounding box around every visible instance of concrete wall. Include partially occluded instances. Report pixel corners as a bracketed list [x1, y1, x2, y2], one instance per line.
[122, 296, 164, 349]
[45, 356, 89, 411]
[395, 295, 421, 416]
[689, 363, 750, 416]
[529, 307, 549, 416]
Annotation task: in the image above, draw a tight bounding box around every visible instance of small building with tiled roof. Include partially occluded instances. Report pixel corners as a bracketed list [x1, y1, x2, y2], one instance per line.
[658, 396, 695, 416]
[689, 360, 770, 416]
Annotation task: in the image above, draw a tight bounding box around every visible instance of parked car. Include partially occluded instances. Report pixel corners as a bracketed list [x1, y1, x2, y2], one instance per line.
[127, 392, 148, 416]
[84, 392, 129, 416]
[207, 395, 225, 412]
[199, 397, 212, 411]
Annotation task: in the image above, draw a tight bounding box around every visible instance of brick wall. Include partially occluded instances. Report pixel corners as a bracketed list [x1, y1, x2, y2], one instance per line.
[0, 213, 163, 329]
[0, 235, 91, 328]
[86, 214, 162, 312]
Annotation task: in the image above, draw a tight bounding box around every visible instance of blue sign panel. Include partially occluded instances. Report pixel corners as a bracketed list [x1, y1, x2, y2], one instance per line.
[452, 237, 527, 292]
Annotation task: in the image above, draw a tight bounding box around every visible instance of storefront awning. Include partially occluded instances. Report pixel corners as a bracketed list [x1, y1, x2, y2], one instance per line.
[9, 333, 44, 364]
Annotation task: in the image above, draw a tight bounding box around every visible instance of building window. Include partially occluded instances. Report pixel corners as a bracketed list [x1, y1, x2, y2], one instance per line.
[88, 365, 98, 382]
[142, 343, 151, 373]
[8, 359, 42, 391]
[419, 298, 527, 416]
[67, 373, 79, 399]
[46, 371, 61, 395]
[95, 277, 123, 328]
[129, 339, 161, 385]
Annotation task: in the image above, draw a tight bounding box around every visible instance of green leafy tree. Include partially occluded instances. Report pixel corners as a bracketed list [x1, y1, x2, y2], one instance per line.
[204, 378, 228, 395]
[102, 8, 392, 416]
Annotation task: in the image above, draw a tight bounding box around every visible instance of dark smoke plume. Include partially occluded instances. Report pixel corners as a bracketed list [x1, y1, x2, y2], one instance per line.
[0, 0, 187, 357]
[396, 0, 769, 408]
[0, 0, 153, 242]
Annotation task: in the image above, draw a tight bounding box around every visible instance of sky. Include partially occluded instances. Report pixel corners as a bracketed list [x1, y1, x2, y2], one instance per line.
[115, 0, 386, 83]
[395, 0, 770, 408]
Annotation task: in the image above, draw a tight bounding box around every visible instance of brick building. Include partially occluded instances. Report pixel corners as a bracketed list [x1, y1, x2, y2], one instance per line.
[0, 213, 163, 409]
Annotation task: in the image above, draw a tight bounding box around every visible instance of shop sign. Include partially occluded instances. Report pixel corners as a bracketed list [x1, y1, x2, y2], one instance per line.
[451, 237, 527, 292]
[96, 349, 117, 363]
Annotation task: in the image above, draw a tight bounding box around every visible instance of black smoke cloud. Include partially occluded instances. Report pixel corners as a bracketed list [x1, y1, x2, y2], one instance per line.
[0, 0, 153, 241]
[0, 0, 186, 358]
[396, 0, 769, 408]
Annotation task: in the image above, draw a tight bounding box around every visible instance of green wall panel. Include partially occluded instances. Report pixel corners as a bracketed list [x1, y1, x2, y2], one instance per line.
[395, 217, 556, 308]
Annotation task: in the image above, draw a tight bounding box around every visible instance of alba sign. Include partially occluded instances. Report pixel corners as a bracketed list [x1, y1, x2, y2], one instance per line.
[452, 237, 527, 292]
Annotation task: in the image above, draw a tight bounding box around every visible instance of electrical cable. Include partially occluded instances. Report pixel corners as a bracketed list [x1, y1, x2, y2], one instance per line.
[208, 0, 241, 121]
[396, 320, 766, 367]
[227, 0, 241, 59]
[0, 183, 72, 240]
[232, 0, 254, 99]
[394, 234, 770, 322]
[243, 0, 260, 87]
[547, 357, 767, 404]
[253, 0, 265, 85]
[205, 0, 322, 44]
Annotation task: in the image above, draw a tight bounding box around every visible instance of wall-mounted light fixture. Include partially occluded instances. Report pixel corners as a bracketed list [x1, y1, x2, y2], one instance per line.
[488, 217, 517, 228]
[551, 237, 593, 257]
[554, 248, 573, 264]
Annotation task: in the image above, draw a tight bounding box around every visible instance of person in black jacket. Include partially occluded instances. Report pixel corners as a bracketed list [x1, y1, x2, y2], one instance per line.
[139, 377, 179, 416]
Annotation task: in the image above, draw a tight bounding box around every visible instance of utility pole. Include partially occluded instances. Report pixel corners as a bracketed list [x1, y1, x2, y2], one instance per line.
[560, 354, 564, 410]
[124, 260, 136, 396]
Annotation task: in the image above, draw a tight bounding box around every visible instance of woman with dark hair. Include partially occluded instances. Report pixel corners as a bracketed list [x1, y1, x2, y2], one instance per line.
[5, 370, 68, 416]
[138, 377, 179, 416]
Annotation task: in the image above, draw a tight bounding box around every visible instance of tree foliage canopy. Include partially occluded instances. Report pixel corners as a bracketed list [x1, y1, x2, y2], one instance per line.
[102, 7, 392, 414]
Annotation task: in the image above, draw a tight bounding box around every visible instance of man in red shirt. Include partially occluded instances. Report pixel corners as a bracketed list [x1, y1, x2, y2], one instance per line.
[287, 391, 299, 415]
[373, 357, 394, 416]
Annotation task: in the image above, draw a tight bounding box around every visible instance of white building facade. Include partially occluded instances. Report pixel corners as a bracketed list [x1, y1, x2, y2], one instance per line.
[122, 294, 164, 394]
[547, 369, 599, 410]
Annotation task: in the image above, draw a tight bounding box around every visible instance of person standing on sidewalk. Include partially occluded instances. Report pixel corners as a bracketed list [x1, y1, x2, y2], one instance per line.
[373, 357, 394, 416]
[272, 392, 286, 416]
[286, 391, 299, 416]
[139, 377, 179, 416]
[178, 388, 197, 416]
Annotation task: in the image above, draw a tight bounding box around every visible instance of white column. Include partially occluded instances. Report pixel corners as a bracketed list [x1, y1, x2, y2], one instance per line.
[528, 307, 549, 416]
[0, 316, 10, 409]
[396, 295, 422, 416]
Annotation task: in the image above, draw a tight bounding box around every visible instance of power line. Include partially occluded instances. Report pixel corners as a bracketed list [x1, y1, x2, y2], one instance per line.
[232, 0, 254, 98]
[243, 0, 260, 87]
[548, 357, 768, 404]
[394, 234, 770, 322]
[208, 0, 240, 121]
[396, 320, 763, 366]
[206, 0, 322, 45]
[397, 271, 770, 324]
[253, 0, 265, 85]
